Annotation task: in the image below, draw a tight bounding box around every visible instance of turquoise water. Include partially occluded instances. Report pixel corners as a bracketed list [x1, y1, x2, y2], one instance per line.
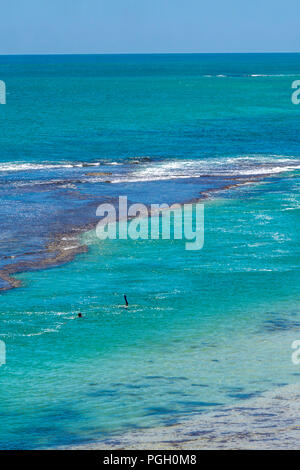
[0, 54, 300, 449]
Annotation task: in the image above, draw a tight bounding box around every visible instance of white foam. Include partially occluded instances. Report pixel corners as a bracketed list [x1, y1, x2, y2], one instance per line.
[0, 161, 102, 172]
[110, 155, 300, 183]
[62, 245, 80, 251]
[0, 162, 74, 172]
[1, 155, 300, 184]
[250, 73, 296, 77]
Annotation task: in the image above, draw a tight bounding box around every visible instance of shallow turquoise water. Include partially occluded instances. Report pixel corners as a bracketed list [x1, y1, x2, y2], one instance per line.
[1, 175, 300, 448]
[0, 54, 300, 448]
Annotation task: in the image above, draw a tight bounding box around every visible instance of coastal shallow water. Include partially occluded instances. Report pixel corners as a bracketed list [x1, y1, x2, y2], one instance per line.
[67, 383, 300, 450]
[0, 54, 299, 449]
[0, 169, 300, 449]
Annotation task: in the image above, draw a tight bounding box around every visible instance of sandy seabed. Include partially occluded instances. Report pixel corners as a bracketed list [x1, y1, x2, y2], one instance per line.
[65, 383, 300, 450]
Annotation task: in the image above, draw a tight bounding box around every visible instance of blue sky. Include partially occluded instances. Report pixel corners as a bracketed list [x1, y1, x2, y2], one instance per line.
[1, 0, 299, 54]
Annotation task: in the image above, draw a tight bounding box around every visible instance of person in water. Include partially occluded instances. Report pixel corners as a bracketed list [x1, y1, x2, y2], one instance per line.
[124, 295, 128, 307]
[78, 313, 82, 318]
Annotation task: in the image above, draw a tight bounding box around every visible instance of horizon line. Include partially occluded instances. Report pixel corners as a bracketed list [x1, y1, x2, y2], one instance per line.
[0, 51, 299, 56]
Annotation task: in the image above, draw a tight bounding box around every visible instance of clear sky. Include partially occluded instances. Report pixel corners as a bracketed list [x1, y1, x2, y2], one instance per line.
[1, 0, 299, 54]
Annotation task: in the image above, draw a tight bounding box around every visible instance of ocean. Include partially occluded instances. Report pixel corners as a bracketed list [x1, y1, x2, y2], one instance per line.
[0, 53, 299, 449]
